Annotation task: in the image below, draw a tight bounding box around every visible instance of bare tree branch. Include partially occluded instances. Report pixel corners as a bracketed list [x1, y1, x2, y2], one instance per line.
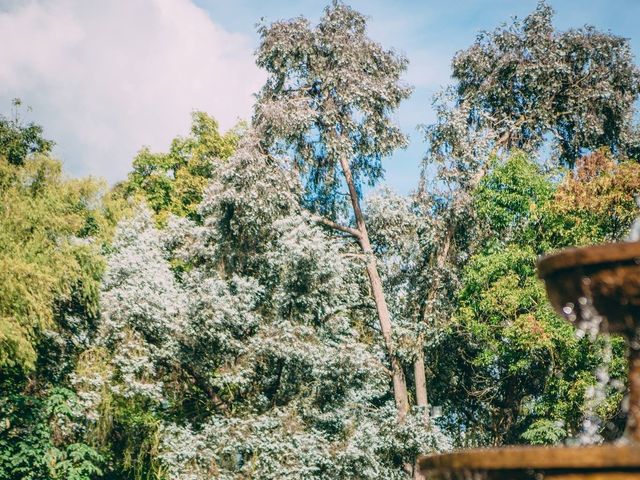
[312, 215, 362, 239]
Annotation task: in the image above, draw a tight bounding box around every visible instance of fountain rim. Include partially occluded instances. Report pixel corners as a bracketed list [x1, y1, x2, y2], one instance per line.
[537, 240, 640, 279]
[418, 444, 640, 472]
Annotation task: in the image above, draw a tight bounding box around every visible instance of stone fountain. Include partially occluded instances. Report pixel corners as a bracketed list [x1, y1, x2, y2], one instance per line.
[418, 241, 640, 479]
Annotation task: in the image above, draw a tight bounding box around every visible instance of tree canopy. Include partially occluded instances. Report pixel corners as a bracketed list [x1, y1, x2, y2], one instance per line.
[0, 104, 124, 480]
[0, 99, 54, 166]
[255, 1, 411, 216]
[123, 111, 239, 224]
[450, 2, 639, 164]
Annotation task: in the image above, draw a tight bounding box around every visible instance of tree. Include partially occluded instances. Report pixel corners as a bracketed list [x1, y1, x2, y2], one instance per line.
[123, 111, 240, 224]
[178, 137, 410, 477]
[425, 152, 637, 446]
[0, 106, 121, 480]
[72, 207, 187, 478]
[188, 134, 450, 477]
[414, 0, 640, 424]
[0, 143, 110, 375]
[70, 139, 446, 478]
[0, 99, 54, 166]
[254, 0, 413, 425]
[449, 1, 639, 165]
[363, 188, 434, 426]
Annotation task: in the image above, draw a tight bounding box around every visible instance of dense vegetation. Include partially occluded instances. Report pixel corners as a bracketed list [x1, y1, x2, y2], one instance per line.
[1, 2, 639, 479]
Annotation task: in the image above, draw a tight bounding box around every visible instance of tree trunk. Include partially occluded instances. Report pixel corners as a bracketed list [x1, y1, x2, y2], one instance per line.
[413, 222, 454, 424]
[413, 156, 493, 410]
[364, 249, 411, 420]
[411, 153, 495, 478]
[338, 155, 410, 421]
[414, 349, 428, 480]
[414, 349, 429, 423]
[412, 459, 426, 480]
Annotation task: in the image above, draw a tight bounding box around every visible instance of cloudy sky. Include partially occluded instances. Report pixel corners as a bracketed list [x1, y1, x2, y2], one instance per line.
[1, 0, 639, 193]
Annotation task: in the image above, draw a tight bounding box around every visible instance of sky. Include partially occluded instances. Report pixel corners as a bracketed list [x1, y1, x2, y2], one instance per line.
[1, 0, 639, 194]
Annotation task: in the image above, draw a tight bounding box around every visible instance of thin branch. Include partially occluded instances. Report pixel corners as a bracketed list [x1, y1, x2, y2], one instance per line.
[313, 215, 362, 239]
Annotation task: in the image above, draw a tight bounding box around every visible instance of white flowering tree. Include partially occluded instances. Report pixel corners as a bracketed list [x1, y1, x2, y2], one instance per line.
[72, 131, 448, 478]
[175, 132, 434, 478]
[168, 133, 432, 478]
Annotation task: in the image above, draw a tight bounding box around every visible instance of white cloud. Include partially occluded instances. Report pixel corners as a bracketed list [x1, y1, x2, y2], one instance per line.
[0, 0, 264, 181]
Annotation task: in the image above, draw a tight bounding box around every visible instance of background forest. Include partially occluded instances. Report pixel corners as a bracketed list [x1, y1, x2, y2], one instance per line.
[2, 2, 640, 479]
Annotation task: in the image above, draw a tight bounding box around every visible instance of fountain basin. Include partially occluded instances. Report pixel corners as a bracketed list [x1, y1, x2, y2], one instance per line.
[536, 241, 640, 334]
[538, 241, 640, 442]
[418, 444, 640, 479]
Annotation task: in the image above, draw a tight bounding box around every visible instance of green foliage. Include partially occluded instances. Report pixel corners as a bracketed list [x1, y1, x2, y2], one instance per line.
[123, 111, 239, 224]
[0, 152, 109, 373]
[0, 388, 104, 480]
[49, 443, 104, 480]
[0, 99, 54, 166]
[3, 2, 640, 478]
[428, 153, 632, 446]
[109, 399, 164, 480]
[473, 151, 554, 242]
[519, 419, 566, 445]
[0, 108, 127, 480]
[419, 1, 640, 449]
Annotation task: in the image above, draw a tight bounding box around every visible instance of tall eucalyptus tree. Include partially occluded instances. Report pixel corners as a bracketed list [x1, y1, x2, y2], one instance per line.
[254, 1, 413, 420]
[438, 1, 640, 168]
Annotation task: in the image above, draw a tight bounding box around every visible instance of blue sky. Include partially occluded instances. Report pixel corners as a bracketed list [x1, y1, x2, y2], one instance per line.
[1, 0, 639, 194]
